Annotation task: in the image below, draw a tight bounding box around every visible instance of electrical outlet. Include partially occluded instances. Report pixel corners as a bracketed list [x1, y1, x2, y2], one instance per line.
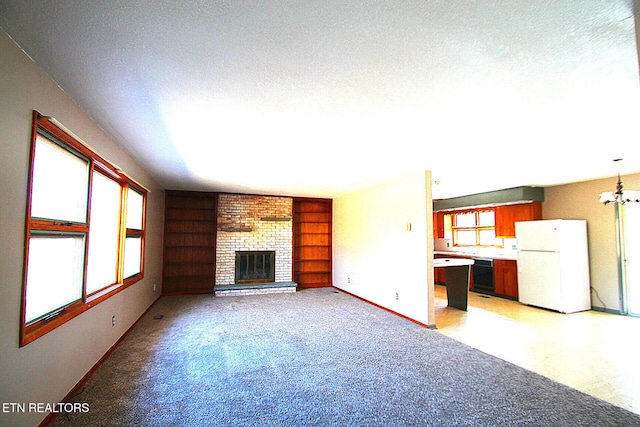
[347, 277, 351, 284]
[395, 292, 399, 301]
[111, 316, 116, 327]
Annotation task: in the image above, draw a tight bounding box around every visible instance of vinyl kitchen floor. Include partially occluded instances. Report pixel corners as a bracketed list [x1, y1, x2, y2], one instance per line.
[433, 284, 640, 415]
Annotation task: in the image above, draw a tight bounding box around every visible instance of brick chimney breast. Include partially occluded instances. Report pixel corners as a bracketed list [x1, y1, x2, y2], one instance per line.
[215, 194, 293, 285]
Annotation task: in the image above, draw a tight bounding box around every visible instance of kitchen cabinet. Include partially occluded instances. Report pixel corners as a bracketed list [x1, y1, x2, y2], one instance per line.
[434, 254, 473, 288]
[493, 259, 518, 299]
[434, 259, 446, 284]
[494, 202, 542, 238]
[433, 212, 445, 238]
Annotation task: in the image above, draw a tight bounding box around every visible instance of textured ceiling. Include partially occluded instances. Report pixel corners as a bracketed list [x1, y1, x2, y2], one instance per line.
[1, 1, 639, 198]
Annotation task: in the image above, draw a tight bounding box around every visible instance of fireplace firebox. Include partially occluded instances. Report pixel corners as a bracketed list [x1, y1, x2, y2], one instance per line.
[235, 251, 276, 284]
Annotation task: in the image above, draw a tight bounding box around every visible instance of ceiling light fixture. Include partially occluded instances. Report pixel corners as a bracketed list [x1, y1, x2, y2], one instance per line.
[599, 159, 640, 204]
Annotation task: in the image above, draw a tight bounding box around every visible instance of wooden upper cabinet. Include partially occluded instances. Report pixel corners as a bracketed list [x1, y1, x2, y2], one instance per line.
[433, 212, 445, 238]
[494, 202, 542, 238]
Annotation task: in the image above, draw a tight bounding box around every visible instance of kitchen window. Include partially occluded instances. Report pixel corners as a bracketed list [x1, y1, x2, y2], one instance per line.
[21, 112, 147, 346]
[452, 210, 503, 248]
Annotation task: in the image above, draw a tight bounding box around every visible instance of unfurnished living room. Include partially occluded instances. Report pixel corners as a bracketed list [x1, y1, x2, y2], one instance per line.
[1, 1, 640, 426]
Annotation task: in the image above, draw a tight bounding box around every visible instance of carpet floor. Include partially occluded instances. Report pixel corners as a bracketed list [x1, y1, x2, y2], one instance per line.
[51, 288, 640, 426]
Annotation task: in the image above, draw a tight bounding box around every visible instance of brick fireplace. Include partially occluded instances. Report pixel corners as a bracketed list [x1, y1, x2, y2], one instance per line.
[214, 194, 296, 296]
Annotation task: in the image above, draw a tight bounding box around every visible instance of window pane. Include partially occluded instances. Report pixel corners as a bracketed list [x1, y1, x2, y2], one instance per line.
[456, 213, 476, 227]
[124, 236, 142, 278]
[478, 211, 495, 226]
[86, 173, 121, 294]
[479, 229, 501, 246]
[455, 229, 477, 246]
[25, 234, 85, 323]
[443, 214, 452, 240]
[126, 188, 143, 230]
[625, 203, 640, 316]
[31, 133, 89, 223]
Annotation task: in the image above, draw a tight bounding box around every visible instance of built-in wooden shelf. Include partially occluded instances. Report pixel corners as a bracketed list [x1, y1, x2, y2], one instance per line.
[162, 191, 217, 294]
[293, 198, 332, 288]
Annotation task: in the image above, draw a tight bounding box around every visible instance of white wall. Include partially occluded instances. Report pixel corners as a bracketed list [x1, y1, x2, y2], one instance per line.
[333, 170, 435, 326]
[0, 30, 164, 427]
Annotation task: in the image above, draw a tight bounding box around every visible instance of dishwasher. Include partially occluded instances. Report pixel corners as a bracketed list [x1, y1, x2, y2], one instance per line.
[471, 258, 494, 293]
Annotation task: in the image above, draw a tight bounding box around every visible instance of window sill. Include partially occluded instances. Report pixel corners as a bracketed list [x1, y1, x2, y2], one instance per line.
[20, 275, 143, 347]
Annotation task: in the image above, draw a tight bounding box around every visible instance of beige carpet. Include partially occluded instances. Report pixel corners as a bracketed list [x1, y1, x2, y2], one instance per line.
[51, 288, 640, 426]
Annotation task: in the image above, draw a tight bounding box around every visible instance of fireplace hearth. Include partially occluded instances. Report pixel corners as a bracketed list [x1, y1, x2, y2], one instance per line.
[235, 251, 275, 284]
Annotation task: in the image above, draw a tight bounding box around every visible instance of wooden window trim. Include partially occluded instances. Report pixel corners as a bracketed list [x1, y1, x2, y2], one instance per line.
[20, 111, 147, 347]
[451, 209, 503, 248]
[124, 184, 147, 279]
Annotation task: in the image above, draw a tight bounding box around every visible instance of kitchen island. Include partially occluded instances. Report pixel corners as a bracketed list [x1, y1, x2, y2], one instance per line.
[434, 258, 475, 311]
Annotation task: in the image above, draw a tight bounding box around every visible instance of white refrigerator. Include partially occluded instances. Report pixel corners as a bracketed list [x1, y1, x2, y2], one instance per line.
[515, 219, 591, 313]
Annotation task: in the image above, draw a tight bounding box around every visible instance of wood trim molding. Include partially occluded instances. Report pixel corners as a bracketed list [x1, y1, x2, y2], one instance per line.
[38, 296, 162, 427]
[333, 287, 432, 329]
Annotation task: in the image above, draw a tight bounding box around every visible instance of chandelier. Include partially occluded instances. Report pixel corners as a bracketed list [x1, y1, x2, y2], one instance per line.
[600, 158, 639, 316]
[599, 159, 640, 204]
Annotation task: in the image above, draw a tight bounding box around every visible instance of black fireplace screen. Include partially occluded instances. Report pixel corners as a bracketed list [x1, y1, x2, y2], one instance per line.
[235, 251, 275, 283]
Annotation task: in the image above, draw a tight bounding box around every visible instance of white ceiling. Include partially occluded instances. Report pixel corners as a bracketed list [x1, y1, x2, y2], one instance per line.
[1, 1, 639, 199]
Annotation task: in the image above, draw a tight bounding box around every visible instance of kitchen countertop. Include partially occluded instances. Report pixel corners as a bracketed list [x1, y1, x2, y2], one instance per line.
[434, 251, 517, 261]
[433, 258, 475, 267]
